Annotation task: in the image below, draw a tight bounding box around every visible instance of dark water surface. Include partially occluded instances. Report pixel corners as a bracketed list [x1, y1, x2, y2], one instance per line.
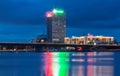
[0, 52, 119, 76]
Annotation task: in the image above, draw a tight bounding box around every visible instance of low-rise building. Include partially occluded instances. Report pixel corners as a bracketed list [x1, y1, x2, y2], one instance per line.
[64, 34, 114, 45]
[31, 34, 47, 43]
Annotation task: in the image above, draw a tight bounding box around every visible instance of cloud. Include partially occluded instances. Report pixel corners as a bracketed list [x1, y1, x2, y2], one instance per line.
[62, 0, 120, 28]
[0, 0, 120, 28]
[0, 0, 52, 25]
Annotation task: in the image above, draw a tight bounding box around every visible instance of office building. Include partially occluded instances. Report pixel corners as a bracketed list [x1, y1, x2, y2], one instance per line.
[46, 9, 66, 43]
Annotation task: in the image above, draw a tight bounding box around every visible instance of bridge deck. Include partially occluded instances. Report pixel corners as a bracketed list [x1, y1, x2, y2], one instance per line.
[0, 42, 119, 52]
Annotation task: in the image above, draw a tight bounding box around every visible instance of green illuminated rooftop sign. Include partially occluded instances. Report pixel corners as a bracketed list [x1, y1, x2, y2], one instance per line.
[52, 9, 64, 14]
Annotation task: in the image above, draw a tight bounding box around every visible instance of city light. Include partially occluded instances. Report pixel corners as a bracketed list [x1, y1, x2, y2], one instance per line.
[52, 9, 64, 14]
[46, 11, 53, 17]
[53, 9, 57, 13]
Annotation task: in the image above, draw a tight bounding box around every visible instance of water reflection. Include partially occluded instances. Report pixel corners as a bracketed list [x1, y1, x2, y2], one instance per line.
[44, 52, 69, 76]
[43, 52, 114, 76]
[44, 52, 53, 76]
[0, 52, 115, 76]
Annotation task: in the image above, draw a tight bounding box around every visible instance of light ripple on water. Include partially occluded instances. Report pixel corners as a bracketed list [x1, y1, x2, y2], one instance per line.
[0, 51, 116, 76]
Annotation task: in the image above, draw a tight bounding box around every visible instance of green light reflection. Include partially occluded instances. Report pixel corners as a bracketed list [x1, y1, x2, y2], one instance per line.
[53, 52, 69, 76]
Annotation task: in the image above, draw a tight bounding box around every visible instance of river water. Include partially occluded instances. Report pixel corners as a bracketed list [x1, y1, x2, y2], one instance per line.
[0, 52, 119, 76]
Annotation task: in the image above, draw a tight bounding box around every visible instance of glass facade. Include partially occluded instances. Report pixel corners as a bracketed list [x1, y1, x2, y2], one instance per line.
[46, 9, 66, 43]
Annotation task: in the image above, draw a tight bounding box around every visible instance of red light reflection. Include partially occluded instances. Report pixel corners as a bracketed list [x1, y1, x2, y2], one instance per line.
[44, 52, 53, 76]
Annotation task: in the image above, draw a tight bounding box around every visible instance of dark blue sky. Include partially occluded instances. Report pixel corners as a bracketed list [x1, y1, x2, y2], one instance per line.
[0, 0, 120, 42]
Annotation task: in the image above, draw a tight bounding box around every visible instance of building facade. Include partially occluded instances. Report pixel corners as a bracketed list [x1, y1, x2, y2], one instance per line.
[64, 35, 114, 45]
[46, 9, 66, 43]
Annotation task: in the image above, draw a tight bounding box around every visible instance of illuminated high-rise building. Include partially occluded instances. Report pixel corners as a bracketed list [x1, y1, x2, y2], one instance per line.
[46, 9, 66, 43]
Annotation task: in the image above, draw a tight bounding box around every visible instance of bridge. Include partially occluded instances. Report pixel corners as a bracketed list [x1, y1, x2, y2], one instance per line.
[0, 42, 119, 52]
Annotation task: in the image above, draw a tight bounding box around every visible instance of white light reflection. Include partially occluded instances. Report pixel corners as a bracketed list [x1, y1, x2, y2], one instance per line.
[72, 66, 84, 76]
[70, 52, 114, 76]
[95, 52, 114, 56]
[43, 52, 114, 76]
[72, 59, 85, 62]
[87, 65, 113, 76]
[72, 53, 85, 56]
[53, 52, 69, 76]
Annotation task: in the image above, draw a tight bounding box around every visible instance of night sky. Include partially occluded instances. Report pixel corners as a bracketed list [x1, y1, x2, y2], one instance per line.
[0, 0, 120, 42]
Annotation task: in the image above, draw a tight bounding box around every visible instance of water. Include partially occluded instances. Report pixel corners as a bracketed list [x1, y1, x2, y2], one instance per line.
[0, 51, 119, 76]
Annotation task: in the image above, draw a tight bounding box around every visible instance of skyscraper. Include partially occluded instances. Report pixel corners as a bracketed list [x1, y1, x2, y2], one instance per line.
[46, 9, 66, 43]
